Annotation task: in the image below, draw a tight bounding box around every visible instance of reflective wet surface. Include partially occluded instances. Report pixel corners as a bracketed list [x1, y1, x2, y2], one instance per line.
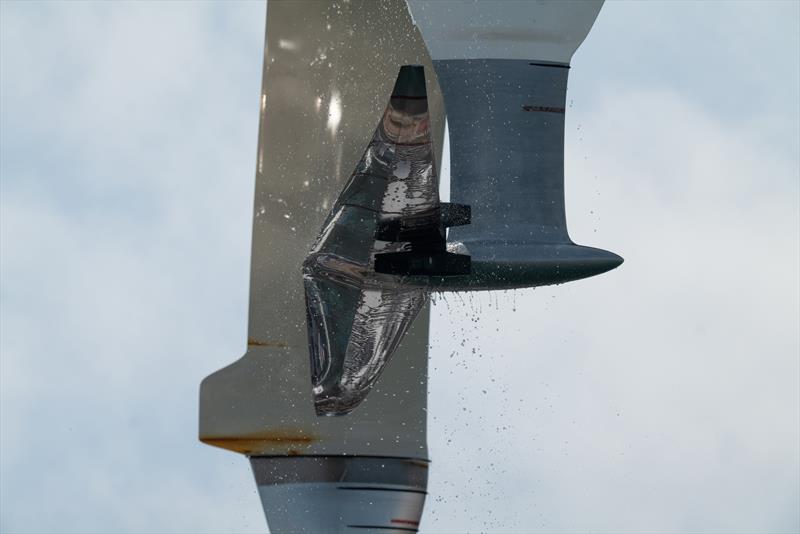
[304, 66, 439, 416]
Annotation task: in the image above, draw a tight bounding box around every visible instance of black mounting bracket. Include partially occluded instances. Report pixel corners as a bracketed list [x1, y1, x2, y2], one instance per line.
[373, 203, 472, 276]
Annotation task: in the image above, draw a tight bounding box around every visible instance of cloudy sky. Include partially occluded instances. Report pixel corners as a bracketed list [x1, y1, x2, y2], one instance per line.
[1, 1, 798, 533]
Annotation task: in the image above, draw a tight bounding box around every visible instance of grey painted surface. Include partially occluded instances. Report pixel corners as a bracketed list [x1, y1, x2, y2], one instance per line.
[251, 457, 427, 533]
[255, 483, 425, 533]
[444, 61, 572, 244]
[399, 1, 619, 291]
[406, 0, 603, 63]
[199, 0, 444, 459]
[423, 59, 622, 290]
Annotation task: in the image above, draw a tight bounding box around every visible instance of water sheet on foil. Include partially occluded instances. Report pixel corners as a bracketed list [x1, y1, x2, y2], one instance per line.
[303, 66, 440, 416]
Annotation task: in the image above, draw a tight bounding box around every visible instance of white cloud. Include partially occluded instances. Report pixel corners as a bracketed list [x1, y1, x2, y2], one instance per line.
[1, 2, 265, 532]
